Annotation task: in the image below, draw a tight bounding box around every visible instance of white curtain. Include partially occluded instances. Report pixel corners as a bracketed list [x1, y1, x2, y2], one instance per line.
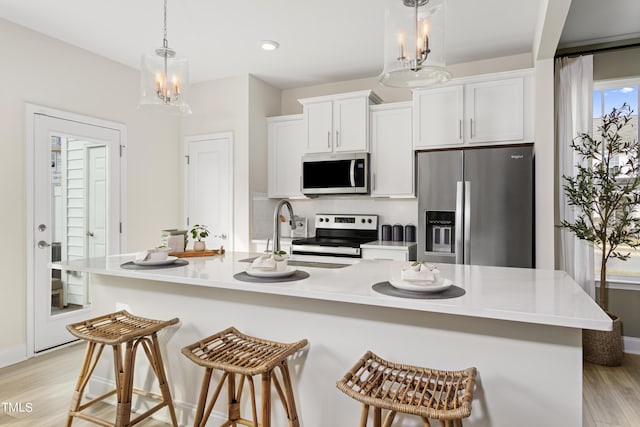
[555, 55, 595, 298]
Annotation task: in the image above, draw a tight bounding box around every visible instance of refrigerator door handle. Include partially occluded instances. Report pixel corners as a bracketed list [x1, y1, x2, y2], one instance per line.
[455, 181, 464, 264]
[464, 181, 471, 264]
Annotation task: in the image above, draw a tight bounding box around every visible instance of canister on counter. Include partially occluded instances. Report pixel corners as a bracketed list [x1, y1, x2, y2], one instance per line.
[392, 224, 404, 241]
[381, 224, 392, 241]
[404, 224, 416, 242]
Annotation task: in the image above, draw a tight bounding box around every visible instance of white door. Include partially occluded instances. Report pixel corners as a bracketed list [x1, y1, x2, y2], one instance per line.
[30, 110, 123, 353]
[185, 133, 233, 251]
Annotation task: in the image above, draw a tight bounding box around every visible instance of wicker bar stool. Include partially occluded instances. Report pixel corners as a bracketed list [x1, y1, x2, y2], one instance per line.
[337, 351, 476, 427]
[181, 326, 308, 427]
[65, 310, 179, 427]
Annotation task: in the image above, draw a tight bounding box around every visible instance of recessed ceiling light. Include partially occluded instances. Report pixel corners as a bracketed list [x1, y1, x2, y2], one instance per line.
[260, 40, 280, 51]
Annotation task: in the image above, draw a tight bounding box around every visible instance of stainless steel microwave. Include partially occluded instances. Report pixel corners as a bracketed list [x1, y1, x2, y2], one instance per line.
[301, 152, 369, 195]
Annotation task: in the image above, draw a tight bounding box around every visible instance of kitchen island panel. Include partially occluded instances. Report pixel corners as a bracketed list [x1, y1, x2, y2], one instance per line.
[85, 273, 581, 427]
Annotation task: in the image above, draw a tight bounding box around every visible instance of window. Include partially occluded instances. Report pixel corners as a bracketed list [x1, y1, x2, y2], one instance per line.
[593, 78, 640, 282]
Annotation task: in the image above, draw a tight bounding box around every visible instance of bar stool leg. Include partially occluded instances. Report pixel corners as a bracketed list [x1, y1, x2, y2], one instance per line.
[275, 361, 301, 426]
[227, 372, 240, 424]
[113, 341, 135, 427]
[67, 342, 104, 426]
[246, 375, 259, 426]
[261, 371, 272, 427]
[421, 416, 432, 426]
[194, 367, 213, 426]
[373, 406, 382, 427]
[382, 410, 397, 427]
[359, 404, 370, 427]
[149, 334, 179, 426]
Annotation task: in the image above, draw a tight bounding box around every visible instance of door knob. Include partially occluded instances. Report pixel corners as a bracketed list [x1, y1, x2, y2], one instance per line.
[38, 224, 47, 232]
[86, 231, 94, 237]
[37, 240, 51, 249]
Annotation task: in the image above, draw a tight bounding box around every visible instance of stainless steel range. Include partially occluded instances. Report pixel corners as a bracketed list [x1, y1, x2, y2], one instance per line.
[291, 214, 378, 258]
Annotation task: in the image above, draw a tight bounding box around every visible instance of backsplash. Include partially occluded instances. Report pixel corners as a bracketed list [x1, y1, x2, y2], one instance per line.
[252, 193, 418, 240]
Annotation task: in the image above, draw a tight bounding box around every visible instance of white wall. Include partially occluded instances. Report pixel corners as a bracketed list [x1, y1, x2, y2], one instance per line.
[180, 75, 282, 251]
[281, 53, 533, 114]
[180, 76, 250, 251]
[0, 18, 181, 361]
[535, 58, 556, 269]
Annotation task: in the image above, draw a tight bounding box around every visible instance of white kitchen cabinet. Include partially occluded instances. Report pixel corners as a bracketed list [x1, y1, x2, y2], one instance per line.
[414, 85, 464, 148]
[413, 70, 533, 149]
[267, 115, 305, 198]
[370, 102, 415, 197]
[465, 77, 524, 144]
[300, 90, 382, 153]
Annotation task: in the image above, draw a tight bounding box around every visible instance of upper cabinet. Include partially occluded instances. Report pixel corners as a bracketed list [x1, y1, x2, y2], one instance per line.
[413, 70, 533, 149]
[299, 90, 382, 153]
[370, 102, 414, 198]
[267, 114, 305, 199]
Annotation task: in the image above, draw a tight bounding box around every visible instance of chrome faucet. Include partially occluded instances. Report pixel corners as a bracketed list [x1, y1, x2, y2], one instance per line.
[273, 200, 297, 253]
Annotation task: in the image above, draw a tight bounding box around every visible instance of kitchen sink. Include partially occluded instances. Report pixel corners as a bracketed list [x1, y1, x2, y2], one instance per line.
[239, 257, 350, 269]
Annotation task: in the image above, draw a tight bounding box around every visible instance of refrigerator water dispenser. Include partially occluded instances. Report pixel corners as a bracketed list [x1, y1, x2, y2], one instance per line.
[426, 211, 455, 253]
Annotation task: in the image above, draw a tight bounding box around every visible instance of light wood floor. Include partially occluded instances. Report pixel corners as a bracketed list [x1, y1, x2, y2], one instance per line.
[1, 344, 639, 426]
[0, 343, 169, 426]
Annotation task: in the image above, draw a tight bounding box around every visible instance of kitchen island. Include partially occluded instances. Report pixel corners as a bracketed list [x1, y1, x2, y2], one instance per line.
[56, 252, 610, 427]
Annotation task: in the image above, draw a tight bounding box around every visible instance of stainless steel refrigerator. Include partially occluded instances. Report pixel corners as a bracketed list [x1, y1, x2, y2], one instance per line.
[417, 145, 534, 268]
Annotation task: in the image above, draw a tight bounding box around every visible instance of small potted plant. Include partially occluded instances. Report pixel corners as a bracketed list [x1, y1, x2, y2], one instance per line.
[190, 224, 210, 251]
[273, 250, 288, 271]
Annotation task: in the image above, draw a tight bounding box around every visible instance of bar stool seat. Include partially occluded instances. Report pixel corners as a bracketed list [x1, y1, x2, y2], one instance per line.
[66, 310, 179, 427]
[182, 326, 308, 427]
[337, 351, 476, 427]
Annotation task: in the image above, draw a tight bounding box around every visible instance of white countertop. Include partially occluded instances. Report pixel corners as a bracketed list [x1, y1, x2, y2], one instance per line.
[54, 252, 611, 331]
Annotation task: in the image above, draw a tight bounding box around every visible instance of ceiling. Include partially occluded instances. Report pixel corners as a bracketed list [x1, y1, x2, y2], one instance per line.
[0, 1, 637, 90]
[559, 0, 640, 48]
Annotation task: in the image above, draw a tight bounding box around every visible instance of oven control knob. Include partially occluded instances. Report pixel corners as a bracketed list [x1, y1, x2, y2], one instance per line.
[367, 219, 372, 223]
[361, 219, 365, 223]
[319, 218, 324, 222]
[325, 217, 330, 222]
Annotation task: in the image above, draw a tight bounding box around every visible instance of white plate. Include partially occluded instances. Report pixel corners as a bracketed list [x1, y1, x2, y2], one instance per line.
[133, 256, 179, 266]
[245, 267, 296, 278]
[389, 278, 453, 293]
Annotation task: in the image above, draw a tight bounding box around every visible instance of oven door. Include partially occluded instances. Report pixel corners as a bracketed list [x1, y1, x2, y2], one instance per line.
[301, 153, 368, 195]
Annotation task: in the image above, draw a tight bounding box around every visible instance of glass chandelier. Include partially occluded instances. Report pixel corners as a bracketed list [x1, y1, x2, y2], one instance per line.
[379, 0, 451, 88]
[139, 0, 191, 115]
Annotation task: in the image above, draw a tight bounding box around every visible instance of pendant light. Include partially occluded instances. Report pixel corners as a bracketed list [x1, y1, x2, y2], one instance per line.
[139, 0, 191, 115]
[379, 0, 451, 88]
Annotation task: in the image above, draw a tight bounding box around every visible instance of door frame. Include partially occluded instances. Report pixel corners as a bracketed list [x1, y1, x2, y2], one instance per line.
[183, 132, 234, 251]
[25, 103, 128, 357]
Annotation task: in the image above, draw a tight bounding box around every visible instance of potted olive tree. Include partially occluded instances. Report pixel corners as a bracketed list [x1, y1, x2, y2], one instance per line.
[189, 224, 210, 251]
[561, 103, 640, 366]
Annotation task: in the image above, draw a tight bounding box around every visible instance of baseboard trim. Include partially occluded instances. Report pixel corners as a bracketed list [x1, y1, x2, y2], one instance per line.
[0, 344, 27, 368]
[624, 336, 640, 355]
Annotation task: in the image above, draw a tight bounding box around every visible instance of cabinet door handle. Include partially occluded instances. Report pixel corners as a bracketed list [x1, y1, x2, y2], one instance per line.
[459, 119, 462, 140]
[336, 130, 340, 147]
[372, 173, 376, 191]
[470, 118, 474, 139]
[327, 131, 331, 148]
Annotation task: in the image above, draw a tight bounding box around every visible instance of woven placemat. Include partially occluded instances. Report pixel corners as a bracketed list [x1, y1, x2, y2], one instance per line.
[120, 259, 189, 270]
[233, 270, 310, 283]
[372, 281, 466, 299]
